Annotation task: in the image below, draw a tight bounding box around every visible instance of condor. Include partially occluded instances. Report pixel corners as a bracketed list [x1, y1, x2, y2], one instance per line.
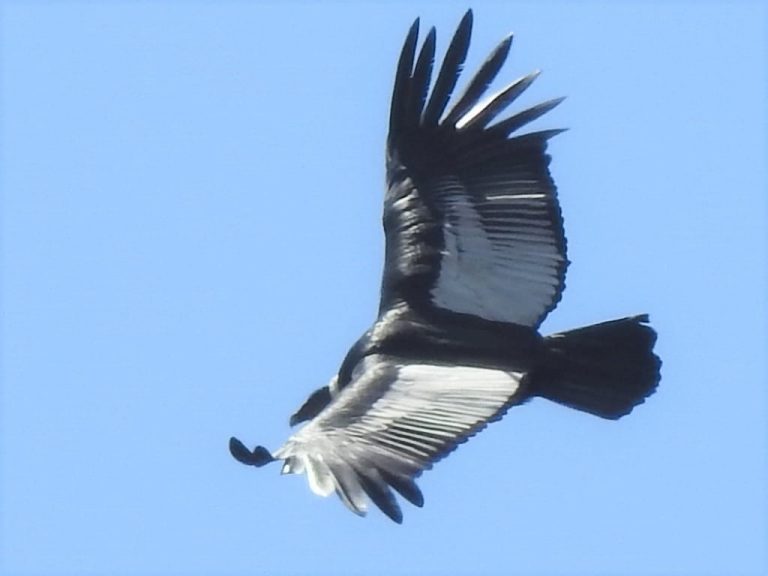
[230, 10, 661, 523]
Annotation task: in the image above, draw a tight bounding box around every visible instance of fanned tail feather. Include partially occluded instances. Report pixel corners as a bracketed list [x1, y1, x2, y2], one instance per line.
[532, 315, 661, 419]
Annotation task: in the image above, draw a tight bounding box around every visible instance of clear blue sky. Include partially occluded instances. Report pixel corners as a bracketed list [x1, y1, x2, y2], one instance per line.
[1, 2, 766, 575]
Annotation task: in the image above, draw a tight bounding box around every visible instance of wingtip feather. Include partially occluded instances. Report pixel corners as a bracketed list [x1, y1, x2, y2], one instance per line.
[390, 17, 421, 135]
[421, 10, 474, 126]
[444, 33, 515, 128]
[355, 468, 404, 523]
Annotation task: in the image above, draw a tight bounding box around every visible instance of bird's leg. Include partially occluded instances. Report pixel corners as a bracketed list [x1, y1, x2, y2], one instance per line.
[229, 437, 275, 467]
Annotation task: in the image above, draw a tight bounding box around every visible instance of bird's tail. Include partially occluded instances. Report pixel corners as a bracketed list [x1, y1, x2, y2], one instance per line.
[530, 314, 661, 419]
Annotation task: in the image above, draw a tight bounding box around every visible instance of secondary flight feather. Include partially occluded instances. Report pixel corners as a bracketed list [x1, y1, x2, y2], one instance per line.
[230, 10, 662, 524]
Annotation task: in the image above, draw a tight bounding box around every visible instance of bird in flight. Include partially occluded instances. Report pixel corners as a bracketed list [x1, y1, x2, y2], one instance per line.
[230, 10, 661, 523]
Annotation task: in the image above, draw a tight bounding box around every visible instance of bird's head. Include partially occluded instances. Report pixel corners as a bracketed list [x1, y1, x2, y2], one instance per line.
[289, 384, 332, 426]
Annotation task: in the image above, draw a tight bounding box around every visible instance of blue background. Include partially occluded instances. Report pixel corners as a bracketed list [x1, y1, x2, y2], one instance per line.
[2, 2, 766, 575]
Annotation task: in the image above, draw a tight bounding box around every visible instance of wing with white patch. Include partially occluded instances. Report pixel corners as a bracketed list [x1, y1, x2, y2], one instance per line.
[381, 10, 568, 329]
[274, 354, 526, 522]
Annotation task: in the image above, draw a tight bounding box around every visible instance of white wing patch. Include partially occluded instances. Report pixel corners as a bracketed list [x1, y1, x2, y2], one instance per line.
[357, 362, 523, 438]
[274, 355, 525, 515]
[430, 175, 564, 326]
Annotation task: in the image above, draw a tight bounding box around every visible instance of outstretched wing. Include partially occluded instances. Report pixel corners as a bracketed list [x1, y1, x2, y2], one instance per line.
[382, 10, 568, 329]
[274, 354, 526, 522]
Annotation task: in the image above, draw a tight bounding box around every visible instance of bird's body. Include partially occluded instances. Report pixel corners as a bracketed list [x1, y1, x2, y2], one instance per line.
[230, 10, 661, 523]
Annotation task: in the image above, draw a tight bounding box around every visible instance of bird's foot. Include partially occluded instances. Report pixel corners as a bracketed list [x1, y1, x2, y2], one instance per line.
[229, 437, 275, 467]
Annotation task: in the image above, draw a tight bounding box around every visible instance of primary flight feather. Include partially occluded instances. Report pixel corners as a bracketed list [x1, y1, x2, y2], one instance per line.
[229, 10, 661, 524]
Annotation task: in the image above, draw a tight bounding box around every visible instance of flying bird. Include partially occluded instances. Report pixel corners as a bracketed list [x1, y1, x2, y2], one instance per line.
[230, 10, 661, 523]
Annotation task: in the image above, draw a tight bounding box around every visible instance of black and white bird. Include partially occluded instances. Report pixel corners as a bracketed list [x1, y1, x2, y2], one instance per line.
[230, 10, 661, 523]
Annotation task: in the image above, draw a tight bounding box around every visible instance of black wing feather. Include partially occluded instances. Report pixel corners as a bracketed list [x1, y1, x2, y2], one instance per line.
[406, 27, 436, 128]
[421, 10, 473, 127]
[457, 70, 541, 131]
[378, 469, 425, 508]
[486, 97, 566, 138]
[443, 33, 513, 127]
[382, 11, 567, 328]
[389, 18, 420, 137]
[353, 465, 404, 524]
